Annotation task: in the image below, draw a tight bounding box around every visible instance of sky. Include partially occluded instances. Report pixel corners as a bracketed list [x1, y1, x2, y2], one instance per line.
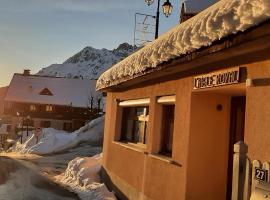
[0, 0, 182, 87]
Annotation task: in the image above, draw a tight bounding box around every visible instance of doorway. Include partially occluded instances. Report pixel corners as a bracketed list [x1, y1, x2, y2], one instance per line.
[188, 93, 233, 199]
[226, 96, 246, 200]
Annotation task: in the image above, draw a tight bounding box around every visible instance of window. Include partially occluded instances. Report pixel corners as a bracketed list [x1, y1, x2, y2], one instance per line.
[160, 105, 175, 156]
[6, 125, 12, 133]
[39, 88, 53, 96]
[63, 122, 72, 131]
[121, 106, 149, 145]
[23, 118, 34, 127]
[41, 121, 51, 128]
[30, 105, 36, 112]
[157, 95, 175, 157]
[118, 98, 150, 145]
[46, 105, 53, 112]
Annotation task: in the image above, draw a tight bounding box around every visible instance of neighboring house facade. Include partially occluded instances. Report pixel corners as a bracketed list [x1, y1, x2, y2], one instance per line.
[96, 0, 270, 199]
[3, 71, 102, 135]
[180, 0, 218, 23]
[0, 86, 8, 117]
[0, 86, 9, 147]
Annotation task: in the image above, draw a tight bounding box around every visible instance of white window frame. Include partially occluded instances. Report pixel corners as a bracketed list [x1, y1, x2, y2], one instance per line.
[119, 98, 150, 146]
[119, 98, 150, 107]
[157, 95, 176, 105]
[157, 95, 176, 157]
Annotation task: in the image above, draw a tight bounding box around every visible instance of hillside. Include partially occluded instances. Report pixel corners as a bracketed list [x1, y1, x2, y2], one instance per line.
[37, 43, 135, 79]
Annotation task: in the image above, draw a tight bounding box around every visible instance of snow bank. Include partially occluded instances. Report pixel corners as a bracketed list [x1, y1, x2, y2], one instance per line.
[73, 116, 104, 143]
[96, 0, 270, 90]
[12, 116, 104, 155]
[57, 154, 116, 200]
[28, 130, 78, 155]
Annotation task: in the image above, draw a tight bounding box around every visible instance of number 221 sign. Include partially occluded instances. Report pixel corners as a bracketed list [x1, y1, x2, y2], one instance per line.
[255, 168, 269, 182]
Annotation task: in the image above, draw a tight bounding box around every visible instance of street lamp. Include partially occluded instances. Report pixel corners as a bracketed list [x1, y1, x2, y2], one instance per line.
[145, 0, 173, 39]
[16, 112, 23, 144]
[162, 0, 173, 17]
[26, 115, 31, 137]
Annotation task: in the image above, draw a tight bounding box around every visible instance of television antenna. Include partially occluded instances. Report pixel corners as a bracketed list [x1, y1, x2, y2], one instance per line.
[134, 13, 156, 50]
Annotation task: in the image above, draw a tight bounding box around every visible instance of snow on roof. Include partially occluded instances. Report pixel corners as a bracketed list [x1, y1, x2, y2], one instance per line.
[184, 0, 219, 14]
[96, 0, 270, 90]
[5, 74, 99, 108]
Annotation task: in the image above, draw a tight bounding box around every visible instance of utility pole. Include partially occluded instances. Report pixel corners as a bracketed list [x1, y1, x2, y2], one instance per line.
[155, 0, 161, 39]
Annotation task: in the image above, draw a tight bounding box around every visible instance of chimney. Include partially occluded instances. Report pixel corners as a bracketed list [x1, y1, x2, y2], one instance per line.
[23, 69, 31, 76]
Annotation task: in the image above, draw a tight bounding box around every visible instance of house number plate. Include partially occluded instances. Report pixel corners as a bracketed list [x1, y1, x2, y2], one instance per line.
[255, 168, 269, 182]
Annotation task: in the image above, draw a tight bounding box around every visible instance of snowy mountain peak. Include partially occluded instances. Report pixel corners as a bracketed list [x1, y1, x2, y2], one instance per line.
[37, 43, 135, 79]
[113, 42, 134, 57]
[63, 46, 110, 64]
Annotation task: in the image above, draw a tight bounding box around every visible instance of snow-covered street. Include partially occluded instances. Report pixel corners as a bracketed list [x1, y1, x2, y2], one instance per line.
[2, 139, 102, 178]
[0, 156, 78, 200]
[0, 139, 103, 199]
[0, 116, 115, 200]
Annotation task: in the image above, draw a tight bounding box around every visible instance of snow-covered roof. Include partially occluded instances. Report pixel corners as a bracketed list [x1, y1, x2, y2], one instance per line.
[5, 74, 99, 108]
[184, 0, 218, 14]
[96, 0, 270, 90]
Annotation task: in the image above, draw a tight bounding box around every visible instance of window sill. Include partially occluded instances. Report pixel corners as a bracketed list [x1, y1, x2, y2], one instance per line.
[112, 141, 147, 154]
[112, 142, 182, 167]
[148, 154, 182, 167]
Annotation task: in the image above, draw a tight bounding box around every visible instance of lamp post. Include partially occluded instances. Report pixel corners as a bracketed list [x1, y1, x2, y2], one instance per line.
[16, 112, 23, 144]
[145, 0, 173, 39]
[26, 115, 30, 137]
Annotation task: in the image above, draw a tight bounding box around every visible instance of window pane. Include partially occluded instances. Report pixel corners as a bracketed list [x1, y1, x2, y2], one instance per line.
[41, 121, 51, 128]
[126, 119, 134, 141]
[120, 106, 149, 144]
[133, 120, 145, 143]
[160, 105, 175, 156]
[133, 120, 140, 142]
[144, 122, 148, 144]
[166, 120, 174, 152]
[136, 107, 145, 116]
[126, 107, 135, 118]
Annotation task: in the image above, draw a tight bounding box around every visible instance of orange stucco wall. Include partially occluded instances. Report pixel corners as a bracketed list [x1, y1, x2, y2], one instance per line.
[186, 93, 231, 199]
[245, 61, 270, 161]
[102, 59, 270, 200]
[102, 78, 191, 200]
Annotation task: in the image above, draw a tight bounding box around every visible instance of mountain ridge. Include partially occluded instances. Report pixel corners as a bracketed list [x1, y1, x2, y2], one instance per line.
[37, 42, 135, 79]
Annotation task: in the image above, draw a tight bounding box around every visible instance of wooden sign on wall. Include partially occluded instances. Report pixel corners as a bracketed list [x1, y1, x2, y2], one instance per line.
[193, 68, 240, 89]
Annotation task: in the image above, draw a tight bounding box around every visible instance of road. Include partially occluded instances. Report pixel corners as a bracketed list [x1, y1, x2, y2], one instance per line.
[0, 156, 79, 200]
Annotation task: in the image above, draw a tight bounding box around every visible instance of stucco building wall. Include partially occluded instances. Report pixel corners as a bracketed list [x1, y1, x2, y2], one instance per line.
[245, 61, 270, 162]
[101, 58, 270, 199]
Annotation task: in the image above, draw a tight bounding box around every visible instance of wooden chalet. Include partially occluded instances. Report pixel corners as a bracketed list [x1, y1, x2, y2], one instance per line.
[3, 71, 102, 135]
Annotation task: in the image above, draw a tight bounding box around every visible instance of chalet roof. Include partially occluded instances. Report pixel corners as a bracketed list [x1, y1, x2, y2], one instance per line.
[96, 0, 270, 91]
[183, 0, 218, 14]
[5, 74, 98, 108]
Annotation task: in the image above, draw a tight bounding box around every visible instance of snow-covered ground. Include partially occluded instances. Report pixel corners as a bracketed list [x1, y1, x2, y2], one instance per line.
[1, 115, 115, 200]
[0, 157, 78, 200]
[11, 116, 104, 155]
[57, 154, 116, 200]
